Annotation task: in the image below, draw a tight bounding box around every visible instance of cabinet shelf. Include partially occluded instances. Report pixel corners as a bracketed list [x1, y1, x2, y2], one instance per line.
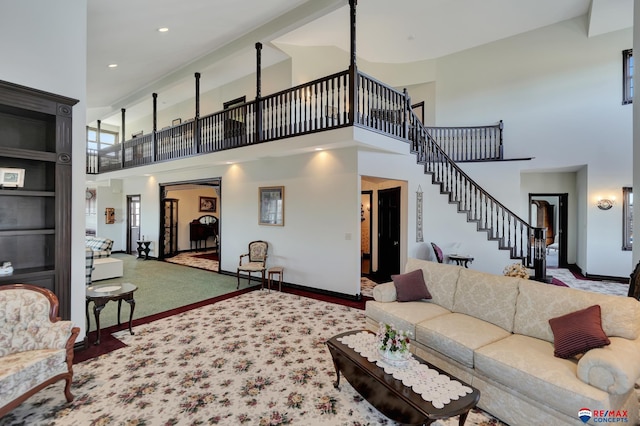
[0, 229, 55, 236]
[0, 147, 57, 162]
[0, 79, 78, 319]
[0, 189, 54, 197]
[0, 267, 55, 285]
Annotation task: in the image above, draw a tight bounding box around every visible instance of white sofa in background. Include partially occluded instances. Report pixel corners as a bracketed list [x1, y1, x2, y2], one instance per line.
[365, 258, 640, 426]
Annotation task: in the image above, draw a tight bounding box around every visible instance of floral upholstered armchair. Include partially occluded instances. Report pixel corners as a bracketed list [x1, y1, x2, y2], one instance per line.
[236, 240, 268, 289]
[0, 284, 80, 417]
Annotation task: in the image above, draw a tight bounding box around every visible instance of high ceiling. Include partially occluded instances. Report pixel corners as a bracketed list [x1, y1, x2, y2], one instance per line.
[88, 0, 632, 126]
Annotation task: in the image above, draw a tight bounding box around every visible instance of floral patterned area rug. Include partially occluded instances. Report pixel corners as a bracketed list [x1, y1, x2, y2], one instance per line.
[164, 249, 219, 272]
[2, 291, 504, 426]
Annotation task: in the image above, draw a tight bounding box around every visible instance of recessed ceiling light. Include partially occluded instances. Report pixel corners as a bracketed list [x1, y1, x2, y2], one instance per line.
[315, 148, 323, 151]
[108, 64, 118, 68]
[158, 27, 169, 32]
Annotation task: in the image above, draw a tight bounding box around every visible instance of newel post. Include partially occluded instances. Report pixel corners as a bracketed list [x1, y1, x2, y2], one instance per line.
[195, 72, 201, 153]
[348, 0, 357, 125]
[152, 93, 158, 161]
[255, 42, 263, 143]
[533, 227, 547, 282]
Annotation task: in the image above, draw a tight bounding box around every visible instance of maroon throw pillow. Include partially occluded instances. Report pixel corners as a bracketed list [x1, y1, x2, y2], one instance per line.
[548, 305, 610, 359]
[391, 269, 432, 302]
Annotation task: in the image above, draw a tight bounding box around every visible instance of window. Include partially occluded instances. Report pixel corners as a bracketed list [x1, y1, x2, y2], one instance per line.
[623, 49, 633, 105]
[87, 126, 118, 152]
[623, 187, 633, 250]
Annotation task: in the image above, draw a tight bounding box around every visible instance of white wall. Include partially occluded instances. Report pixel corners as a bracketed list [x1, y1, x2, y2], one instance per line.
[432, 16, 633, 277]
[97, 143, 362, 296]
[0, 1, 88, 335]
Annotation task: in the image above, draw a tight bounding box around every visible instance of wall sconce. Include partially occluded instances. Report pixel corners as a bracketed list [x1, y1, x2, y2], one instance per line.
[596, 198, 615, 210]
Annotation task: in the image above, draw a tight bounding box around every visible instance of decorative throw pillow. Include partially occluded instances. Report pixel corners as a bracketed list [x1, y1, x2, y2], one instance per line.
[391, 269, 432, 302]
[548, 305, 610, 359]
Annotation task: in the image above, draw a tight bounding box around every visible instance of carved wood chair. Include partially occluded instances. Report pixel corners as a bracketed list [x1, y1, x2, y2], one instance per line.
[237, 240, 268, 289]
[0, 284, 80, 417]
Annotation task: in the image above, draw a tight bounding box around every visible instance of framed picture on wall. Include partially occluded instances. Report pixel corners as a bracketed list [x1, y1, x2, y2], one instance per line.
[259, 186, 284, 226]
[199, 196, 216, 212]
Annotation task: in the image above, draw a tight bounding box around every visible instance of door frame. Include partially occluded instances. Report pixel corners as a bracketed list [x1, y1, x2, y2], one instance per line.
[377, 186, 401, 279]
[361, 190, 373, 274]
[528, 193, 569, 268]
[126, 194, 141, 255]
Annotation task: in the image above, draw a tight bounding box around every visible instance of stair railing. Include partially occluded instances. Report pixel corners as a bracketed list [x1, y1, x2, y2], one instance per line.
[424, 121, 503, 162]
[407, 108, 543, 272]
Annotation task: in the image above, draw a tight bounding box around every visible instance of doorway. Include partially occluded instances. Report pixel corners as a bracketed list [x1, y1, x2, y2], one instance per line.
[529, 193, 568, 268]
[126, 195, 141, 255]
[377, 187, 401, 280]
[361, 191, 373, 274]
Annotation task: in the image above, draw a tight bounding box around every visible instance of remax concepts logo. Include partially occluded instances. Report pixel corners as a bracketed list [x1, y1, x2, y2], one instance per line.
[578, 408, 629, 423]
[579, 408, 592, 423]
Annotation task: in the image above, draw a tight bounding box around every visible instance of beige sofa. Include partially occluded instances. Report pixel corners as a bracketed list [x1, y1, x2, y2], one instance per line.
[365, 258, 640, 425]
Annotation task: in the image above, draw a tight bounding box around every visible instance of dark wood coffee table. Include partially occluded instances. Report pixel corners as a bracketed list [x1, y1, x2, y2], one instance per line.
[326, 330, 480, 425]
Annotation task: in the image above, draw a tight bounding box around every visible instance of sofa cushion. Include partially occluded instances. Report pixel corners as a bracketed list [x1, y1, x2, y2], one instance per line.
[474, 334, 612, 418]
[514, 279, 640, 343]
[392, 269, 432, 302]
[549, 305, 610, 359]
[415, 313, 511, 368]
[452, 268, 520, 332]
[405, 258, 462, 311]
[365, 300, 450, 338]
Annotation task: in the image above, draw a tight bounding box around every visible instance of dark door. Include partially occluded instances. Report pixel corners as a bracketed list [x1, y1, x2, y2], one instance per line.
[127, 195, 141, 255]
[529, 193, 569, 269]
[557, 194, 569, 268]
[377, 187, 401, 280]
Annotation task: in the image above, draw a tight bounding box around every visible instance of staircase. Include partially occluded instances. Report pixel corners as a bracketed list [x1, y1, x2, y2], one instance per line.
[406, 110, 544, 271]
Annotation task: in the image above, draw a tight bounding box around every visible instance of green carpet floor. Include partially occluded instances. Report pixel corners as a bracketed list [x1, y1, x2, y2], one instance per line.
[86, 253, 244, 330]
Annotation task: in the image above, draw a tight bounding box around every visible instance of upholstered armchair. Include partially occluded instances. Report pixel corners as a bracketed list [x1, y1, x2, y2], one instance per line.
[237, 240, 268, 289]
[0, 284, 80, 417]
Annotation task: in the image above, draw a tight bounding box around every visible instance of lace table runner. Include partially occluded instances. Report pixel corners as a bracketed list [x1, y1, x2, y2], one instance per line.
[337, 331, 473, 409]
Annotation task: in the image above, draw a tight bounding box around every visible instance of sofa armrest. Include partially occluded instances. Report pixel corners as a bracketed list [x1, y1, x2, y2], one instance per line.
[372, 282, 396, 302]
[577, 337, 640, 395]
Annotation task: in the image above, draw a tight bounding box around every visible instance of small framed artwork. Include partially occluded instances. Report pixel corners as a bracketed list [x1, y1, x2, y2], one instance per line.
[0, 168, 25, 188]
[259, 186, 284, 226]
[199, 196, 216, 212]
[172, 118, 182, 126]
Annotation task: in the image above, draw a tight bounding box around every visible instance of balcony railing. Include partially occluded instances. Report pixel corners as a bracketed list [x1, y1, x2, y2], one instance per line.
[86, 67, 545, 275]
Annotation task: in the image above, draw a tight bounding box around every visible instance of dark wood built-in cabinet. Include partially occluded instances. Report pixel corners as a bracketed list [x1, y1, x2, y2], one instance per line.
[0, 80, 78, 319]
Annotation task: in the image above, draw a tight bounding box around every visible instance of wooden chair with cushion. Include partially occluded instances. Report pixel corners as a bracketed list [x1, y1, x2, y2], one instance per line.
[430, 242, 444, 263]
[237, 240, 268, 289]
[0, 284, 80, 417]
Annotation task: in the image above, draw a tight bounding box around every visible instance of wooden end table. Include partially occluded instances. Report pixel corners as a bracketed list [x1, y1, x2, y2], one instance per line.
[326, 330, 480, 425]
[86, 282, 137, 345]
